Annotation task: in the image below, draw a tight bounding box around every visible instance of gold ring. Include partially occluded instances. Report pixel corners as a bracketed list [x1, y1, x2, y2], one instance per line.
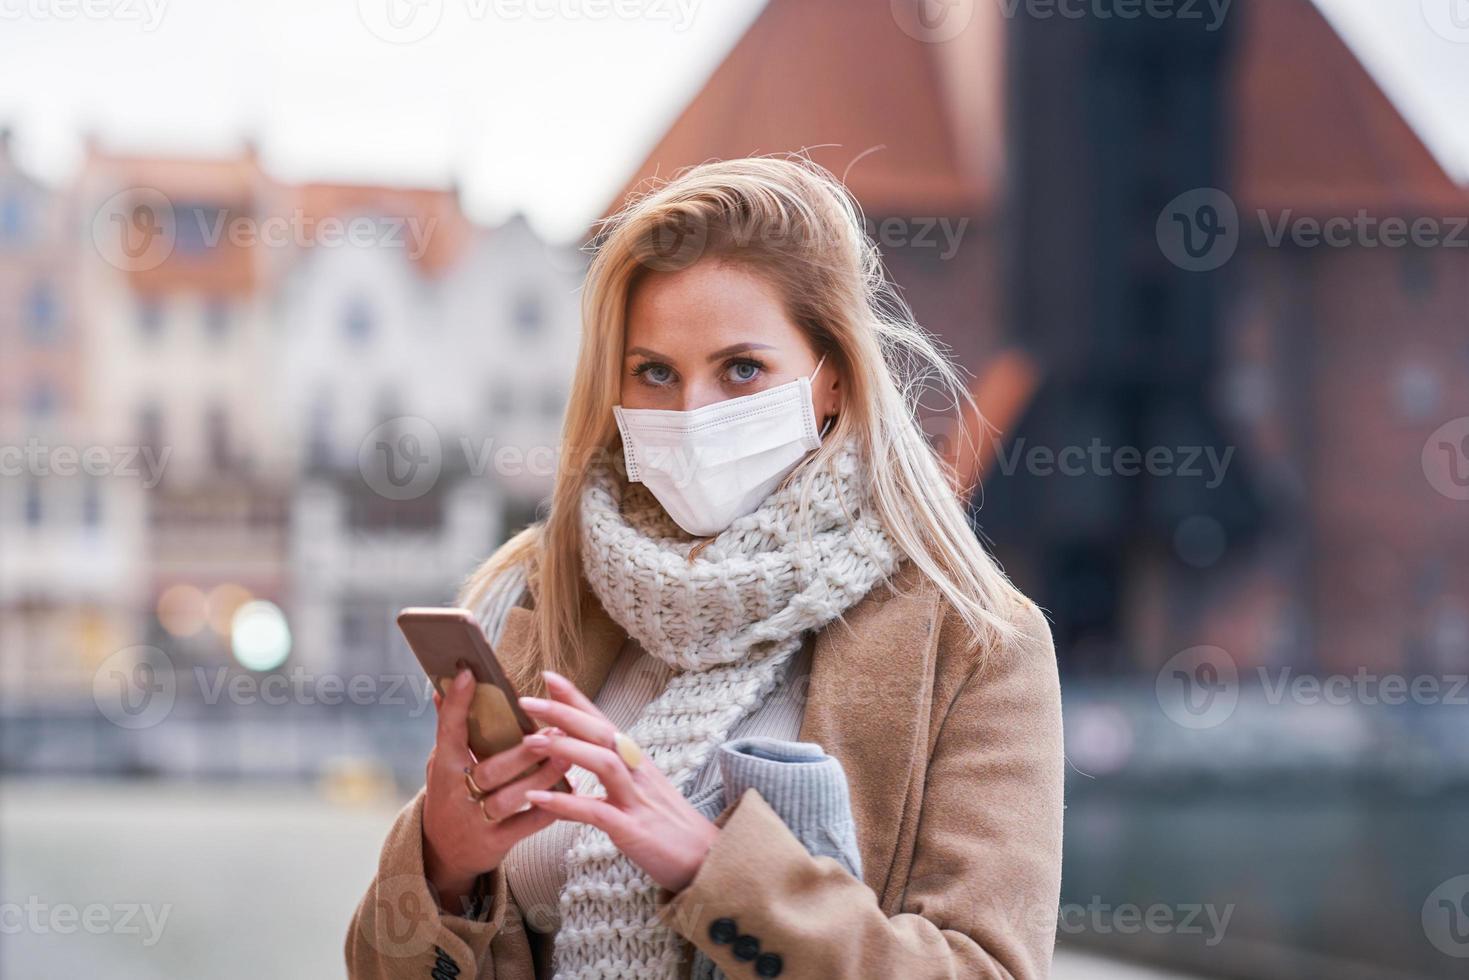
[480, 797, 500, 824]
[464, 766, 489, 802]
[613, 731, 644, 771]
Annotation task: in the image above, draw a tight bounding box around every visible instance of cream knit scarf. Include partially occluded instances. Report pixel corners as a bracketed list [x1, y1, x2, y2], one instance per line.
[552, 438, 900, 979]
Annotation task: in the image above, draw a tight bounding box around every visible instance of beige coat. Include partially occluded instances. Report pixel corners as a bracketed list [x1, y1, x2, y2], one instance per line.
[346, 561, 1065, 979]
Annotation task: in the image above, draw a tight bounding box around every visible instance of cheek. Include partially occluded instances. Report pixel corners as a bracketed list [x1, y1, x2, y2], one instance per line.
[618, 377, 655, 410]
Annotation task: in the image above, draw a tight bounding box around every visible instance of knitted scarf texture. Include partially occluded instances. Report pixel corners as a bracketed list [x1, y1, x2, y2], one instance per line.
[551, 438, 900, 979]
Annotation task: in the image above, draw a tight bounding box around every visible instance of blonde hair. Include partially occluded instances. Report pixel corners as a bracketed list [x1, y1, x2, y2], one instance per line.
[460, 155, 1024, 692]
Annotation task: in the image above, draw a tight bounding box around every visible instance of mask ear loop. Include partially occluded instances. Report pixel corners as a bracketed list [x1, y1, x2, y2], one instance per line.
[810, 352, 835, 439]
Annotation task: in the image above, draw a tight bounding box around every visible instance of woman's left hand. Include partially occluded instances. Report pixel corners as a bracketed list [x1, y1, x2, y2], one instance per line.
[519, 670, 719, 893]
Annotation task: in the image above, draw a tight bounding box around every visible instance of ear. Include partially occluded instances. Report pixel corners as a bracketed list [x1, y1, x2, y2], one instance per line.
[816, 356, 843, 428]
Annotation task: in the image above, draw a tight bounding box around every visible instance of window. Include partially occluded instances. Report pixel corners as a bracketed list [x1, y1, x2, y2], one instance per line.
[0, 193, 25, 243]
[25, 382, 58, 420]
[174, 203, 226, 256]
[307, 389, 333, 470]
[24, 481, 41, 527]
[204, 295, 231, 342]
[343, 295, 373, 344]
[1401, 249, 1435, 301]
[138, 297, 164, 339]
[512, 287, 543, 335]
[205, 405, 231, 471]
[25, 281, 58, 344]
[489, 384, 514, 418]
[139, 403, 163, 454]
[82, 481, 101, 528]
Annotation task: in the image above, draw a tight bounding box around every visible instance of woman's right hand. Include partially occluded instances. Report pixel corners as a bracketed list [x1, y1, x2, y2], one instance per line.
[421, 667, 571, 915]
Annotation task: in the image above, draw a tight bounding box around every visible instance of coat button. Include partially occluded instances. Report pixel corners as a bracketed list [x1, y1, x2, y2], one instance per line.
[732, 934, 760, 962]
[708, 918, 738, 945]
[754, 951, 783, 977]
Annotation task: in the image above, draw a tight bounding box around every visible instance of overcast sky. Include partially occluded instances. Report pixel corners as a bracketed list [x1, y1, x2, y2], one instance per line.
[1, 0, 1464, 243]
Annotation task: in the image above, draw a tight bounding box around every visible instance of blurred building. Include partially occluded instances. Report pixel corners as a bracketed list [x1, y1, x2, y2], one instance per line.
[599, 0, 1469, 681]
[0, 129, 142, 702]
[1, 138, 584, 749]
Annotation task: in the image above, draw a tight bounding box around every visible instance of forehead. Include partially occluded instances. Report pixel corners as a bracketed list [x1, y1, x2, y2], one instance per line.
[624, 260, 799, 353]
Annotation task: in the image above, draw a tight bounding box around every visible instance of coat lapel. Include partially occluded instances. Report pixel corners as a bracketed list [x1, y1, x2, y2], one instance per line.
[798, 562, 941, 910]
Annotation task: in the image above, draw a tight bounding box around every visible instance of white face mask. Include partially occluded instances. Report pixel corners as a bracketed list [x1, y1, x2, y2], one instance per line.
[613, 354, 830, 537]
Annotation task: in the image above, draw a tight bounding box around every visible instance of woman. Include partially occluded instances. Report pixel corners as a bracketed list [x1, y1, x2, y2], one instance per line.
[347, 157, 1063, 979]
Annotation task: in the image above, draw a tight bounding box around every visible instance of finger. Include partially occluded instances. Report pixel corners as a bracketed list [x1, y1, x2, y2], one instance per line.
[434, 668, 474, 755]
[481, 758, 572, 822]
[517, 696, 617, 749]
[491, 801, 560, 841]
[542, 671, 611, 724]
[471, 735, 553, 792]
[525, 789, 629, 835]
[540, 735, 638, 805]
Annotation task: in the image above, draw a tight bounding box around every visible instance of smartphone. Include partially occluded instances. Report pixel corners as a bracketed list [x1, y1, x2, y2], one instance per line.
[396, 607, 571, 793]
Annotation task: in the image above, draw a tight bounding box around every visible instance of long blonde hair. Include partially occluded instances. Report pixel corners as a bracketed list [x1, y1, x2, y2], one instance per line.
[460, 155, 1024, 691]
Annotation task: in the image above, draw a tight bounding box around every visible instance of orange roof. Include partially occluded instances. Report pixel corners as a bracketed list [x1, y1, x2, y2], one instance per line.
[294, 182, 473, 277]
[599, 0, 1006, 224]
[1231, 0, 1466, 214]
[603, 0, 1465, 231]
[80, 143, 474, 296]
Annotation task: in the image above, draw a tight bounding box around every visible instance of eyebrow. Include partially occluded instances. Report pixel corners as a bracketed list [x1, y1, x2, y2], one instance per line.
[624, 342, 778, 363]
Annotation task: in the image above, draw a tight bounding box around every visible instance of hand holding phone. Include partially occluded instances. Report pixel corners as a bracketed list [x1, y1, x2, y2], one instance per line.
[397, 607, 573, 912]
[397, 607, 572, 791]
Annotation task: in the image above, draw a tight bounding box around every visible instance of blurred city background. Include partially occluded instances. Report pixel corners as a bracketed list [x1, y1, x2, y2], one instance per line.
[2, 0, 1468, 977]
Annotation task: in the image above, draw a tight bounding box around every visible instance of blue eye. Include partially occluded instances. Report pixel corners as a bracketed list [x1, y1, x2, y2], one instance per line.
[633, 363, 674, 387]
[726, 360, 762, 384]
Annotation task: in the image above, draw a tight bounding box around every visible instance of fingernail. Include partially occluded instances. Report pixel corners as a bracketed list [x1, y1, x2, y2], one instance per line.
[454, 668, 472, 691]
[523, 734, 549, 748]
[526, 790, 551, 802]
[520, 696, 548, 709]
[542, 670, 565, 684]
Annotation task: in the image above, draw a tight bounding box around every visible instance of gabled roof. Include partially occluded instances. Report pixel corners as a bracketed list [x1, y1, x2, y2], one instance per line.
[295, 182, 473, 277]
[600, 0, 1465, 227]
[1232, 0, 1465, 213]
[598, 0, 1006, 224]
